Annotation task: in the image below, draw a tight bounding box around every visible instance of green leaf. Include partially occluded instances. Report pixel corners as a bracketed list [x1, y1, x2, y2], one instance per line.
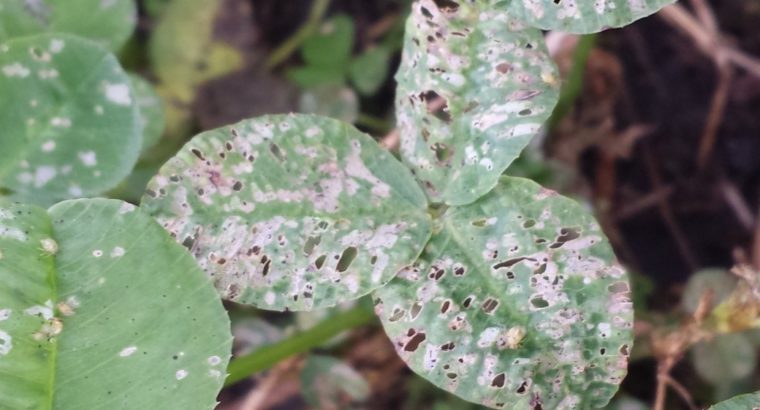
[301, 355, 371, 409]
[374, 177, 633, 409]
[395, 1, 560, 206]
[302, 14, 354, 69]
[691, 333, 757, 386]
[129, 74, 166, 154]
[299, 84, 360, 124]
[607, 395, 648, 410]
[0, 33, 141, 205]
[287, 65, 346, 89]
[0, 199, 231, 409]
[149, 0, 242, 103]
[502, 0, 675, 34]
[141, 114, 433, 311]
[0, 0, 137, 51]
[349, 47, 391, 96]
[710, 391, 760, 409]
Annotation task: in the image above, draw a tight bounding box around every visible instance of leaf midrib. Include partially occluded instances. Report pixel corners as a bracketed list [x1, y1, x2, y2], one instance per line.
[45, 213, 59, 410]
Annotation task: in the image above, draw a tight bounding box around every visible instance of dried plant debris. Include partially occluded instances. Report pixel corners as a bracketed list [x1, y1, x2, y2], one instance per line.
[395, 0, 560, 206]
[0, 33, 141, 204]
[374, 177, 633, 409]
[141, 114, 433, 311]
[0, 199, 230, 409]
[502, 0, 675, 33]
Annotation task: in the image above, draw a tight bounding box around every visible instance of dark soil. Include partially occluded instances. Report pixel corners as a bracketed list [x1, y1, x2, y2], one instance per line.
[573, 1, 760, 286]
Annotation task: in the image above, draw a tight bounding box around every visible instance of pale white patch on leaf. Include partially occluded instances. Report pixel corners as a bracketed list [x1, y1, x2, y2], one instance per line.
[50, 117, 72, 128]
[49, 39, 65, 53]
[24, 300, 54, 320]
[119, 346, 138, 357]
[104, 83, 132, 105]
[110, 246, 125, 257]
[78, 151, 97, 167]
[175, 369, 188, 380]
[0, 330, 12, 356]
[2, 63, 30, 77]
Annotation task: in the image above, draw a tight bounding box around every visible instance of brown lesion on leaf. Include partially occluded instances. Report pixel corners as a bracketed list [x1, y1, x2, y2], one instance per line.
[440, 299, 451, 314]
[428, 265, 445, 280]
[490, 373, 506, 388]
[481, 297, 499, 314]
[314, 254, 327, 269]
[493, 256, 535, 270]
[410, 301, 424, 319]
[549, 227, 581, 249]
[496, 62, 511, 74]
[190, 148, 205, 161]
[268, 142, 286, 162]
[388, 308, 405, 322]
[404, 331, 427, 352]
[336, 246, 358, 272]
[303, 235, 321, 256]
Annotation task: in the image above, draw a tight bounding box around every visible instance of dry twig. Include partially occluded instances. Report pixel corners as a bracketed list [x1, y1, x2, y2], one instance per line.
[651, 291, 713, 410]
[240, 358, 301, 410]
[658, 3, 760, 168]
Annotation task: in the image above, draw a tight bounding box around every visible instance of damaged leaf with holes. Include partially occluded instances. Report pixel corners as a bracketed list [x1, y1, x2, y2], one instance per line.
[374, 177, 633, 409]
[501, 0, 675, 34]
[141, 114, 433, 311]
[0, 33, 142, 205]
[0, 199, 230, 409]
[395, 0, 559, 206]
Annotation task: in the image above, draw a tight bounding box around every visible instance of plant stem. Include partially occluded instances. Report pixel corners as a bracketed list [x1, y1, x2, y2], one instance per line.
[548, 34, 597, 131]
[264, 0, 332, 70]
[224, 304, 376, 386]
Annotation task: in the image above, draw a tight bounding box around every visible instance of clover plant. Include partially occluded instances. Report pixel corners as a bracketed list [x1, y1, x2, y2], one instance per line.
[7, 0, 740, 409]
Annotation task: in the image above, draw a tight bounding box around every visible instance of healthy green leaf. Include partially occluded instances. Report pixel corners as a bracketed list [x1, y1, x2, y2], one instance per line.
[374, 177, 633, 409]
[349, 47, 391, 96]
[302, 15, 355, 70]
[0, 199, 231, 409]
[710, 391, 760, 409]
[0, 0, 137, 51]
[395, 0, 559, 206]
[691, 333, 757, 386]
[129, 74, 166, 154]
[287, 65, 346, 88]
[301, 355, 371, 409]
[299, 84, 360, 124]
[502, 0, 675, 34]
[141, 114, 433, 311]
[0, 33, 141, 205]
